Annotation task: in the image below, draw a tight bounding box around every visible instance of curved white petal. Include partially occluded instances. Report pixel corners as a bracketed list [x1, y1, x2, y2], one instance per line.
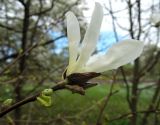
[66, 11, 81, 75]
[85, 39, 144, 73]
[76, 2, 103, 70]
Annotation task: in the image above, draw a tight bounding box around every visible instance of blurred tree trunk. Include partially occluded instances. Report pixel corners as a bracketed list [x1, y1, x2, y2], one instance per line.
[14, 0, 30, 124]
[130, 59, 140, 125]
[128, 0, 141, 125]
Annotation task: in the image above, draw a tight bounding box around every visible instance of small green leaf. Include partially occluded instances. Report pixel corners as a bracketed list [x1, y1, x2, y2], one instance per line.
[36, 89, 53, 107]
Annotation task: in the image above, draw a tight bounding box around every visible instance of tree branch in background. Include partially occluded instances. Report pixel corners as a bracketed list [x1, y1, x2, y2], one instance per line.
[0, 79, 98, 118]
[105, 0, 132, 111]
[0, 23, 21, 32]
[0, 35, 65, 75]
[0, 80, 66, 117]
[14, 0, 31, 123]
[96, 70, 118, 125]
[0, 35, 65, 63]
[141, 78, 160, 125]
[109, 108, 160, 122]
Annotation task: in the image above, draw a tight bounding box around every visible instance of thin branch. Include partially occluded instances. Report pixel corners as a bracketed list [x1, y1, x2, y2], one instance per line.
[96, 70, 118, 125]
[109, 108, 160, 122]
[137, 0, 142, 39]
[96, 90, 118, 125]
[141, 78, 160, 125]
[139, 50, 160, 78]
[128, 0, 134, 38]
[105, 0, 131, 109]
[120, 67, 132, 107]
[0, 80, 66, 117]
[29, 0, 56, 16]
[0, 35, 65, 62]
[0, 23, 21, 32]
[0, 35, 65, 75]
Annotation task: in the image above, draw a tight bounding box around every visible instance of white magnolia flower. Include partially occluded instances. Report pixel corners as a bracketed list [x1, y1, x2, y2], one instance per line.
[64, 3, 144, 80]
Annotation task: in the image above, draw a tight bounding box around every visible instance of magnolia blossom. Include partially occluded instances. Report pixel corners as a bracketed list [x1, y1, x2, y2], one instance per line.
[64, 3, 144, 79]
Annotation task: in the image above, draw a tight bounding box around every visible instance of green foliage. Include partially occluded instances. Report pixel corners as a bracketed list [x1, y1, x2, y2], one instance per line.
[20, 84, 153, 125]
[0, 0, 84, 116]
[0, 0, 85, 86]
[2, 98, 13, 107]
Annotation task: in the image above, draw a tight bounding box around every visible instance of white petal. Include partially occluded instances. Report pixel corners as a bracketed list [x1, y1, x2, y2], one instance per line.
[75, 2, 103, 69]
[66, 11, 81, 75]
[85, 39, 144, 73]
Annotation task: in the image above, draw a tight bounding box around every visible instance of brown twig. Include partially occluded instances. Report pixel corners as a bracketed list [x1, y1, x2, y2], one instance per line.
[96, 70, 118, 125]
[96, 90, 118, 125]
[0, 35, 64, 76]
[0, 80, 67, 118]
[109, 108, 160, 122]
[0, 78, 99, 118]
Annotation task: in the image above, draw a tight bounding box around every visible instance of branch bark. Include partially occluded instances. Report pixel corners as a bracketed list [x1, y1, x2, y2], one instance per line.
[0, 80, 66, 117]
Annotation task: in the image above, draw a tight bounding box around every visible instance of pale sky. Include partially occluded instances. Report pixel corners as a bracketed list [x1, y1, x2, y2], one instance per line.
[82, 0, 156, 39]
[54, 0, 160, 53]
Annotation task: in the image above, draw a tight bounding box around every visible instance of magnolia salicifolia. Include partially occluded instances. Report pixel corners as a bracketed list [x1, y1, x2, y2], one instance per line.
[63, 3, 144, 85]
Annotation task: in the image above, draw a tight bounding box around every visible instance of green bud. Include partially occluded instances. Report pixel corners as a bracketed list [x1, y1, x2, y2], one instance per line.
[36, 89, 53, 107]
[42, 89, 53, 96]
